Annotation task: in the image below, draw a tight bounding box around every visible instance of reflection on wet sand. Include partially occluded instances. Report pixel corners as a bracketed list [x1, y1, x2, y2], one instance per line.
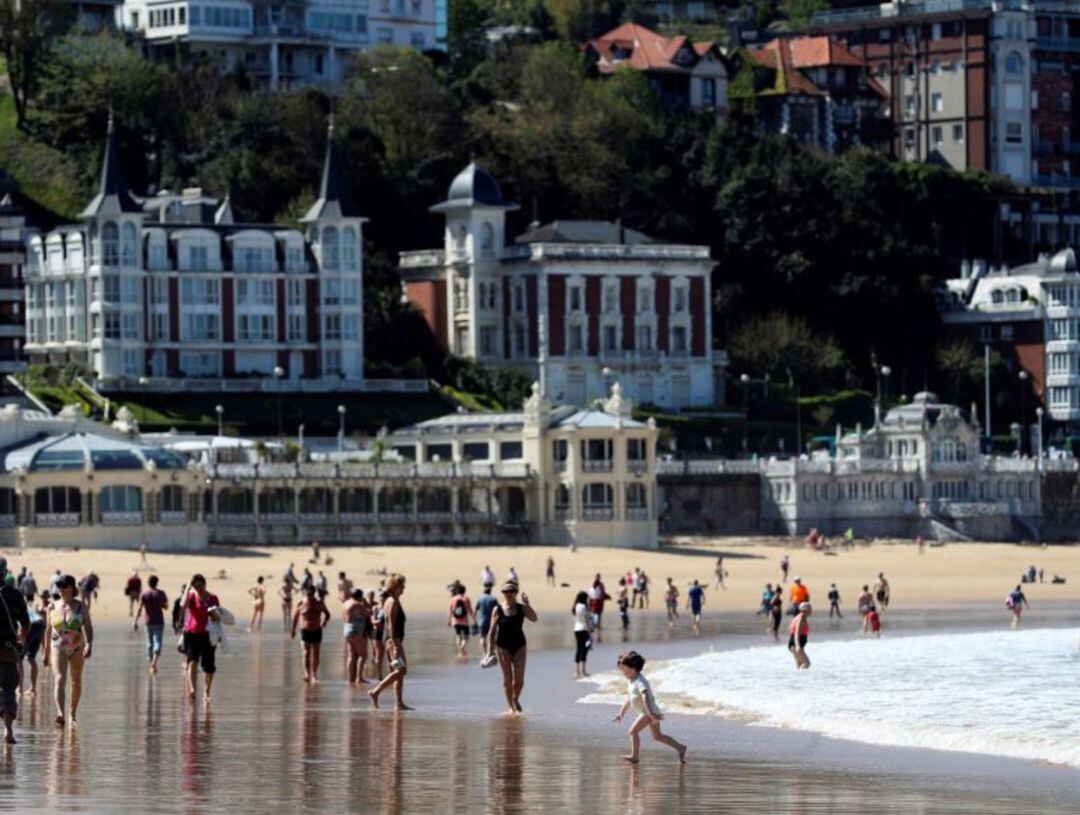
[488, 717, 525, 815]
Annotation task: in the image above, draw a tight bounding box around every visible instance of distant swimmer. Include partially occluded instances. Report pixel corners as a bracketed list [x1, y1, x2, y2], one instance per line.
[686, 580, 705, 637]
[788, 602, 812, 669]
[827, 583, 842, 618]
[1006, 585, 1029, 629]
[612, 651, 687, 765]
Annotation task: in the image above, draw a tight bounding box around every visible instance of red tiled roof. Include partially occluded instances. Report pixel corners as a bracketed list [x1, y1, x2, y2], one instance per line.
[586, 22, 711, 74]
[788, 36, 865, 68]
[755, 40, 825, 96]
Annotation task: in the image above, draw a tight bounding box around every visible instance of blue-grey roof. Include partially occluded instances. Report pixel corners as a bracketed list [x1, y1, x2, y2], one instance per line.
[432, 162, 518, 212]
[550, 409, 647, 430]
[3, 432, 188, 473]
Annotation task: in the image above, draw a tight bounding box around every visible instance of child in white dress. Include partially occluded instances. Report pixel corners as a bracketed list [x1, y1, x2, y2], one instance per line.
[612, 650, 687, 764]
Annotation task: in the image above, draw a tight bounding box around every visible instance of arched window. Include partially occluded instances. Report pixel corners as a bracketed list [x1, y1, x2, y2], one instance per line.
[341, 226, 358, 270]
[100, 485, 143, 525]
[322, 227, 339, 271]
[581, 483, 614, 519]
[102, 221, 119, 267]
[121, 222, 137, 266]
[991, 289, 1004, 304]
[480, 223, 494, 255]
[34, 487, 81, 524]
[1005, 51, 1023, 75]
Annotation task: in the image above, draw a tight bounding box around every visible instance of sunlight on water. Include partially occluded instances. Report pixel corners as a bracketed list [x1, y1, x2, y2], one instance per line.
[580, 628, 1080, 768]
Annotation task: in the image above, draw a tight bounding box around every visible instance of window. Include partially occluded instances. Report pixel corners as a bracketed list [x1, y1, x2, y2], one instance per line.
[185, 245, 209, 271]
[288, 314, 306, 340]
[462, 442, 490, 461]
[322, 227, 339, 270]
[568, 323, 583, 353]
[378, 27, 393, 43]
[121, 222, 137, 266]
[499, 441, 523, 461]
[323, 314, 341, 340]
[627, 438, 647, 462]
[931, 92, 943, 112]
[121, 277, 139, 305]
[99, 485, 142, 514]
[480, 325, 496, 356]
[35, 487, 81, 517]
[932, 126, 944, 148]
[581, 483, 613, 518]
[636, 324, 652, 351]
[673, 286, 687, 312]
[237, 279, 274, 306]
[603, 284, 617, 313]
[180, 278, 220, 305]
[410, 32, 425, 50]
[626, 483, 647, 516]
[182, 313, 220, 341]
[180, 352, 220, 377]
[123, 349, 140, 376]
[101, 222, 119, 266]
[672, 326, 688, 352]
[1005, 122, 1023, 143]
[555, 484, 571, 517]
[953, 124, 964, 143]
[151, 313, 168, 340]
[104, 312, 121, 339]
[342, 315, 359, 340]
[1005, 51, 1023, 75]
[553, 439, 568, 464]
[237, 314, 275, 341]
[569, 285, 582, 312]
[323, 349, 342, 376]
[121, 313, 139, 339]
[342, 227, 358, 270]
[700, 77, 716, 106]
[603, 324, 618, 352]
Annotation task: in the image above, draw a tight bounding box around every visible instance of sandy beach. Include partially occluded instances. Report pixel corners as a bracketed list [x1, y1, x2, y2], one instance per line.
[3, 537, 1078, 622]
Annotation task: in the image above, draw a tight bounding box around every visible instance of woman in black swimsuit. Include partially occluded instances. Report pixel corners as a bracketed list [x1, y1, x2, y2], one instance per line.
[368, 574, 411, 710]
[488, 580, 537, 715]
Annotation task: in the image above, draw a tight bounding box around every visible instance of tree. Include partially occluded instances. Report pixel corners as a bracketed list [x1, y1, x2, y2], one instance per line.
[544, 0, 624, 42]
[0, 0, 72, 128]
[936, 340, 982, 404]
[728, 312, 846, 391]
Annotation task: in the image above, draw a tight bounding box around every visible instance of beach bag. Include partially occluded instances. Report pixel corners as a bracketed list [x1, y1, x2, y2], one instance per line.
[1004, 595, 1015, 609]
[452, 598, 467, 619]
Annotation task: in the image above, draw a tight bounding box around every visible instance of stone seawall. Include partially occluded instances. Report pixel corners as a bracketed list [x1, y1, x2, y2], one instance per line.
[1040, 471, 1080, 542]
[658, 473, 762, 535]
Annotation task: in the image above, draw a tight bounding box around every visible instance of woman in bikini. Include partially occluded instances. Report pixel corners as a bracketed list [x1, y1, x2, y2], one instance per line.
[42, 575, 93, 726]
[342, 588, 370, 686]
[370, 589, 387, 681]
[368, 575, 410, 710]
[788, 602, 812, 670]
[487, 580, 537, 715]
[248, 576, 267, 632]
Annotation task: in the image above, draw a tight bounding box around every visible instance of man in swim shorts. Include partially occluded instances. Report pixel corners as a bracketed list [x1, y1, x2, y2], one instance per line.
[292, 584, 330, 684]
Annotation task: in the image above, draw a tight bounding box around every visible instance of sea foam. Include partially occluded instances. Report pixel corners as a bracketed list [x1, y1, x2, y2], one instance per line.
[580, 628, 1080, 768]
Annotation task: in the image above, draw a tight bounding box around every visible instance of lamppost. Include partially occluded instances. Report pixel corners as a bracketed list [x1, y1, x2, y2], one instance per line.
[137, 376, 149, 426]
[273, 365, 285, 440]
[1019, 370, 1029, 455]
[1010, 422, 1021, 457]
[740, 373, 751, 454]
[880, 365, 892, 410]
[1036, 406, 1044, 471]
[215, 404, 224, 438]
[337, 404, 346, 453]
[601, 366, 613, 401]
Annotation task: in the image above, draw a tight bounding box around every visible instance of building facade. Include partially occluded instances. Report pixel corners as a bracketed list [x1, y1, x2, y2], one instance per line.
[24, 118, 366, 392]
[120, 0, 446, 88]
[584, 23, 730, 117]
[737, 36, 890, 154]
[1030, 0, 1080, 188]
[0, 195, 28, 375]
[399, 163, 724, 410]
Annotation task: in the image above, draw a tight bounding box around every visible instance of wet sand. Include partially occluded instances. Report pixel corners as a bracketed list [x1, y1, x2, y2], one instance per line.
[5, 538, 1079, 623]
[3, 608, 1079, 813]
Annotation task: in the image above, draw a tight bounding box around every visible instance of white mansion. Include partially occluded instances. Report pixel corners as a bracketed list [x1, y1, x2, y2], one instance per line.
[25, 118, 366, 391]
[398, 163, 726, 410]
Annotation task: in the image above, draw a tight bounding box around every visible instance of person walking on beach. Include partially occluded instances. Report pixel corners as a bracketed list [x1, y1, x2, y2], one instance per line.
[133, 575, 168, 675]
[789, 577, 809, 614]
[714, 557, 726, 590]
[369, 574, 411, 710]
[759, 584, 773, 616]
[448, 583, 474, 660]
[486, 580, 537, 715]
[874, 573, 891, 611]
[546, 557, 556, 587]
[474, 582, 497, 643]
[283, 563, 298, 591]
[171, 584, 186, 636]
[686, 580, 705, 636]
[337, 572, 354, 603]
[180, 574, 220, 703]
[78, 571, 99, 611]
[292, 585, 331, 684]
[1007, 585, 1029, 628]
[665, 578, 680, 627]
[370, 589, 388, 680]
[788, 602, 812, 669]
[827, 583, 842, 618]
[780, 555, 790, 583]
[573, 591, 592, 678]
[20, 591, 48, 698]
[617, 579, 630, 634]
[316, 571, 329, 602]
[480, 565, 495, 588]
[247, 577, 266, 632]
[0, 556, 29, 744]
[125, 570, 142, 618]
[612, 651, 687, 765]
[589, 575, 610, 643]
[343, 588, 370, 686]
[43, 574, 93, 725]
[637, 571, 650, 609]
[279, 581, 294, 631]
[310, 540, 321, 564]
[769, 590, 783, 640]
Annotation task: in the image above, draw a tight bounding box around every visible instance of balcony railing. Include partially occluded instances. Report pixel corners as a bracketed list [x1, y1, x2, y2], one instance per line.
[626, 507, 649, 521]
[159, 511, 187, 526]
[101, 511, 143, 526]
[582, 460, 613, 473]
[582, 507, 614, 521]
[35, 513, 80, 527]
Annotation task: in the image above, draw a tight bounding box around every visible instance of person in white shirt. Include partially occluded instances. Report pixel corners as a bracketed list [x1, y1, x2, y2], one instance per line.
[612, 650, 686, 764]
[480, 566, 495, 587]
[572, 591, 592, 678]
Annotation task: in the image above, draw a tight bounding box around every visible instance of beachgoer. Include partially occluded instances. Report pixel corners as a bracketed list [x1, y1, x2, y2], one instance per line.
[279, 581, 294, 631]
[827, 583, 842, 618]
[475, 583, 498, 642]
[247, 576, 266, 632]
[316, 571, 329, 601]
[589, 574, 610, 642]
[139, 541, 148, 564]
[686, 580, 705, 636]
[546, 557, 556, 587]
[866, 604, 881, 637]
[343, 588, 370, 686]
[20, 570, 37, 604]
[780, 555, 790, 583]
[125, 570, 142, 617]
[311, 540, 321, 563]
[20, 591, 48, 698]
[612, 651, 687, 765]
[43, 574, 93, 725]
[1007, 585, 1029, 628]
[0, 556, 29, 744]
[134, 575, 168, 675]
[283, 563, 298, 591]
[857, 584, 873, 633]
[789, 577, 809, 613]
[631, 568, 642, 608]
[714, 557, 726, 590]
[507, 566, 519, 584]
[369, 575, 411, 710]
[759, 583, 773, 616]
[480, 565, 495, 587]
[370, 589, 388, 681]
[664, 578, 679, 627]
[769, 591, 783, 641]
[874, 573, 890, 610]
[617, 580, 630, 633]
[181, 574, 220, 703]
[78, 571, 99, 610]
[486, 580, 537, 715]
[448, 583, 474, 660]
[572, 591, 592, 678]
[301, 568, 314, 593]
[337, 572, 354, 603]
[915, 535, 925, 555]
[49, 570, 62, 596]
[637, 572, 650, 609]
[171, 584, 186, 635]
[292, 585, 331, 684]
[788, 602, 811, 669]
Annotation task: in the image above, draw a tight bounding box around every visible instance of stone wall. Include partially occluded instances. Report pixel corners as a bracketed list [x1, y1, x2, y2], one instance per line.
[658, 473, 761, 535]
[1039, 471, 1080, 542]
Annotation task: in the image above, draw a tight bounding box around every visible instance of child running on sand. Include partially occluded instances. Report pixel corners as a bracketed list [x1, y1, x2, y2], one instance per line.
[612, 651, 687, 765]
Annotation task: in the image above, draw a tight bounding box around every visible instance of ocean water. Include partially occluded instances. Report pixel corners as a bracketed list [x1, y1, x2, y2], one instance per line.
[580, 627, 1080, 769]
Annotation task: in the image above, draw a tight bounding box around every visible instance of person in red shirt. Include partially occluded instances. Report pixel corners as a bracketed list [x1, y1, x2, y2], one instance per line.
[181, 574, 220, 703]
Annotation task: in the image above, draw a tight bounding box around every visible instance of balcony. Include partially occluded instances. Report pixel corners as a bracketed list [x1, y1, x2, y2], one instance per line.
[582, 507, 614, 521]
[626, 507, 649, 521]
[160, 511, 187, 526]
[101, 511, 143, 526]
[1036, 37, 1080, 54]
[582, 460, 613, 473]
